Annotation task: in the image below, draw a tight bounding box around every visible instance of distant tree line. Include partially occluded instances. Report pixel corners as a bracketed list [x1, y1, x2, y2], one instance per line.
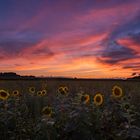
[0, 72, 35, 79]
[0, 72, 140, 80]
[127, 73, 140, 80]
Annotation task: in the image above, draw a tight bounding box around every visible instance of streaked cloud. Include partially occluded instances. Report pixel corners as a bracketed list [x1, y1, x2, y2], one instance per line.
[0, 0, 140, 78]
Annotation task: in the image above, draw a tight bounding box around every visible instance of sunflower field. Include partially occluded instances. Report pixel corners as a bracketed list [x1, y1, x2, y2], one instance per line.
[0, 79, 140, 140]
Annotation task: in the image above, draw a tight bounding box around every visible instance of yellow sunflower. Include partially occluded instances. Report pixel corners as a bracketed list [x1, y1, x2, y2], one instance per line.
[41, 89, 47, 96]
[0, 90, 10, 100]
[41, 106, 52, 117]
[12, 90, 20, 97]
[58, 86, 69, 95]
[93, 93, 103, 106]
[80, 94, 90, 104]
[29, 87, 35, 94]
[37, 91, 42, 96]
[112, 85, 123, 98]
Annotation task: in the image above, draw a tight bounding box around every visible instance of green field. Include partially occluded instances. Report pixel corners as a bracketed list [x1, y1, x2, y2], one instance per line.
[0, 79, 140, 140]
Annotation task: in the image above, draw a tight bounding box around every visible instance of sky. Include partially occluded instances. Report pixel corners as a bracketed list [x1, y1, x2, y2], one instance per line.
[0, 0, 140, 78]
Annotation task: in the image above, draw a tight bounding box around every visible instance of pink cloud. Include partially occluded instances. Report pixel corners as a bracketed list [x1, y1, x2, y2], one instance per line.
[1, 1, 140, 78]
[75, 2, 140, 25]
[117, 37, 140, 54]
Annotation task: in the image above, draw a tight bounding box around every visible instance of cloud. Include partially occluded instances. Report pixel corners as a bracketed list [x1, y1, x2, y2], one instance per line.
[0, 40, 34, 60]
[123, 63, 140, 71]
[0, 39, 55, 62]
[0, 0, 140, 78]
[98, 41, 137, 64]
[117, 33, 140, 54]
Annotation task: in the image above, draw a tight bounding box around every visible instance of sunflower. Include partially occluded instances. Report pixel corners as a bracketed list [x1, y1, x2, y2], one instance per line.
[58, 86, 69, 95]
[12, 90, 20, 97]
[29, 87, 35, 94]
[0, 90, 10, 100]
[80, 94, 90, 104]
[41, 89, 47, 96]
[112, 85, 123, 98]
[37, 91, 42, 96]
[124, 103, 130, 110]
[41, 106, 52, 117]
[93, 93, 103, 106]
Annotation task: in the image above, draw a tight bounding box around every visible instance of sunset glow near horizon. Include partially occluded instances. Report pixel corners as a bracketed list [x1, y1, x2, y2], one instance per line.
[0, 0, 140, 78]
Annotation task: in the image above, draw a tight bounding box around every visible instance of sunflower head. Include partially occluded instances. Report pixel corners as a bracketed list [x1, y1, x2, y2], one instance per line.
[122, 102, 131, 111]
[58, 86, 69, 96]
[41, 106, 52, 117]
[80, 94, 90, 104]
[112, 85, 123, 98]
[93, 93, 103, 106]
[124, 103, 130, 110]
[12, 90, 20, 97]
[41, 89, 47, 96]
[29, 87, 35, 94]
[0, 90, 10, 100]
[37, 91, 42, 96]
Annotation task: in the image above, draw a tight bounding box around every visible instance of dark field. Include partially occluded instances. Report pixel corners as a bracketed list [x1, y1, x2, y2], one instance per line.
[0, 79, 140, 140]
[0, 79, 140, 106]
[0, 79, 140, 96]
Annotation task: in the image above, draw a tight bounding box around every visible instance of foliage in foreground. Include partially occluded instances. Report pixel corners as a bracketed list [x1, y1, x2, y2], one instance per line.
[0, 85, 140, 140]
